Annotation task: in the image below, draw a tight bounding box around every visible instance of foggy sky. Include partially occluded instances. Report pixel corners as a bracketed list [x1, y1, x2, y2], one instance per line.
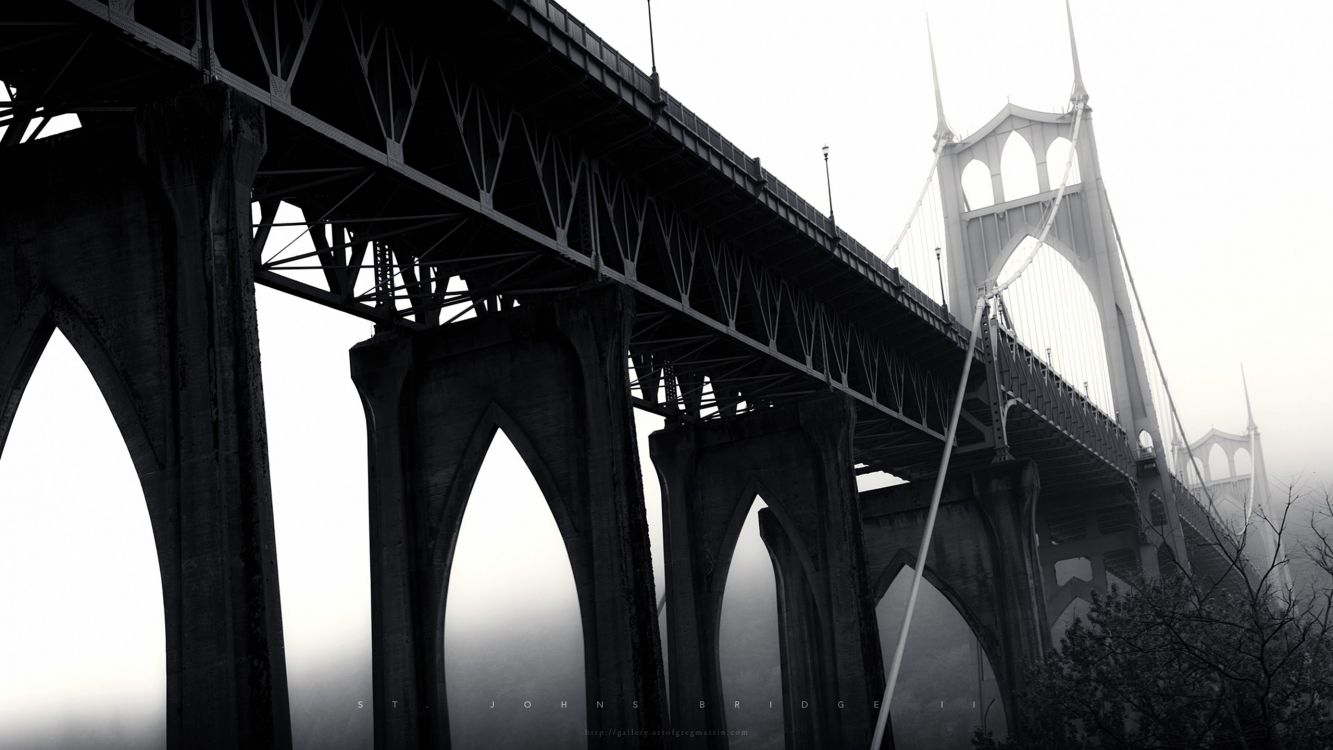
[2, 1, 1329, 748]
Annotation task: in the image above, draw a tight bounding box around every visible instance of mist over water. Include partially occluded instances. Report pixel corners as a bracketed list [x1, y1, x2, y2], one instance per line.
[878, 568, 1008, 749]
[445, 429, 587, 749]
[0, 333, 165, 750]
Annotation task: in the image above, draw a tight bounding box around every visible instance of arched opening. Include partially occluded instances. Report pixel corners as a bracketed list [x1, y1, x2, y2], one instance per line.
[1054, 557, 1093, 586]
[445, 428, 585, 749]
[1207, 443, 1230, 482]
[718, 497, 783, 748]
[1138, 430, 1155, 453]
[0, 331, 165, 748]
[1185, 455, 1208, 487]
[1044, 136, 1082, 189]
[999, 132, 1039, 202]
[1233, 446, 1253, 477]
[960, 159, 994, 211]
[995, 237, 1114, 414]
[1050, 597, 1092, 650]
[878, 565, 1007, 748]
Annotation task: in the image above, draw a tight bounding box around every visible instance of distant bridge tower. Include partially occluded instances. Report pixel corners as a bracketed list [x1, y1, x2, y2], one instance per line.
[930, 2, 1189, 575]
[1175, 372, 1292, 590]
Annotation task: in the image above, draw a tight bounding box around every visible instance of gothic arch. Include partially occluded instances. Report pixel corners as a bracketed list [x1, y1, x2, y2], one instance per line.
[872, 552, 1011, 743]
[0, 296, 178, 551]
[999, 131, 1040, 203]
[873, 550, 997, 659]
[1233, 446, 1252, 476]
[1044, 136, 1082, 188]
[442, 423, 586, 747]
[716, 496, 784, 743]
[1, 301, 170, 487]
[0, 328, 166, 746]
[1050, 596, 1092, 648]
[434, 400, 586, 616]
[960, 158, 994, 210]
[48, 300, 168, 479]
[734, 476, 820, 597]
[986, 227, 1086, 292]
[991, 233, 1115, 412]
[1207, 443, 1230, 482]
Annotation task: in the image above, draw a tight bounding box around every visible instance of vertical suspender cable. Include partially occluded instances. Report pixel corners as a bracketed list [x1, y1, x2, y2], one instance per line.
[885, 141, 946, 263]
[871, 104, 1084, 750]
[992, 103, 1083, 295]
[1107, 194, 1220, 517]
[869, 292, 989, 750]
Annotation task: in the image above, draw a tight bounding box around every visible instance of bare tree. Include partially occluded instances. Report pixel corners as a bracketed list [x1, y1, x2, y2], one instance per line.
[976, 486, 1333, 749]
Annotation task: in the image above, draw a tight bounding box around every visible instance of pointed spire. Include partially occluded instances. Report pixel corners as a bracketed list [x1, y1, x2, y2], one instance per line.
[1242, 364, 1258, 432]
[927, 15, 954, 146]
[1065, 0, 1088, 105]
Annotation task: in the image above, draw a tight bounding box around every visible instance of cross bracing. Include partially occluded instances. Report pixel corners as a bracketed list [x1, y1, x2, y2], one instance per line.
[0, 0, 1221, 513]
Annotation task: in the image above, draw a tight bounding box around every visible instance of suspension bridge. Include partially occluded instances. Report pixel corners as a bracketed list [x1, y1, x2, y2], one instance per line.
[0, 1, 1267, 748]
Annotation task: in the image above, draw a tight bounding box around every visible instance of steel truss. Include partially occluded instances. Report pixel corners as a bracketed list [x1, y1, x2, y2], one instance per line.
[1, 0, 1145, 486]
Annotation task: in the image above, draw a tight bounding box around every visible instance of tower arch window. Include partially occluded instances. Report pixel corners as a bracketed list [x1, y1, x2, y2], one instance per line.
[999, 131, 1040, 202]
[1045, 136, 1082, 189]
[960, 159, 994, 211]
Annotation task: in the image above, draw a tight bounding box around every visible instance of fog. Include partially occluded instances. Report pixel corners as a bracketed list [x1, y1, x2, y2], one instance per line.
[4, 1, 1330, 748]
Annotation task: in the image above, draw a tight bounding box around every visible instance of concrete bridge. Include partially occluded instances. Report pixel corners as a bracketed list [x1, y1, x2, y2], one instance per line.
[0, 1, 1247, 747]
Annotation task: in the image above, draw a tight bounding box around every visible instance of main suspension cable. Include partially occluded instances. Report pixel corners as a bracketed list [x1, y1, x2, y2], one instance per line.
[993, 101, 1084, 295]
[1106, 190, 1221, 519]
[869, 291, 988, 749]
[869, 102, 1087, 749]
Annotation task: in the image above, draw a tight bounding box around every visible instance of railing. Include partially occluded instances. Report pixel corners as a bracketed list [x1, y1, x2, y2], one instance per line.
[529, 0, 1140, 478]
[993, 326, 1136, 477]
[1170, 474, 1242, 552]
[524, 0, 949, 323]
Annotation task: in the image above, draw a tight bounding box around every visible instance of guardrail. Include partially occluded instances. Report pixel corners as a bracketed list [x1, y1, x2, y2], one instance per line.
[993, 326, 1136, 477]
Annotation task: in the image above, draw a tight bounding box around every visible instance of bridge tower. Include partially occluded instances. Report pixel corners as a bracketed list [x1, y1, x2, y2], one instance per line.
[931, 4, 1188, 579]
[1175, 372, 1292, 590]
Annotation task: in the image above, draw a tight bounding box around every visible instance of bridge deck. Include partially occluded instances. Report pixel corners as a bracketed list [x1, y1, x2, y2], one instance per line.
[2, 0, 1146, 493]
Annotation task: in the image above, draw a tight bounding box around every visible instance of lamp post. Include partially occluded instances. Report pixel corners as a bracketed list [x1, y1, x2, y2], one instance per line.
[647, 0, 658, 77]
[822, 144, 835, 227]
[934, 246, 947, 314]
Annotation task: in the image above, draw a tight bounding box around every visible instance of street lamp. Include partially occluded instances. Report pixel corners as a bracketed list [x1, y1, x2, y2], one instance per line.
[822, 144, 835, 227]
[934, 246, 947, 314]
[646, 0, 659, 77]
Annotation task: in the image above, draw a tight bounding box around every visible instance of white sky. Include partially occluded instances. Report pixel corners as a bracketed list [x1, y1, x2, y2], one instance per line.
[555, 0, 1333, 482]
[1, 1, 1330, 746]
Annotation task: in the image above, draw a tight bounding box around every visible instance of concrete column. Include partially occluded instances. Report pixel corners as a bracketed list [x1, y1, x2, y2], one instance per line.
[758, 511, 825, 749]
[969, 461, 1046, 735]
[350, 285, 666, 749]
[859, 460, 1046, 745]
[0, 84, 291, 748]
[649, 394, 885, 749]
